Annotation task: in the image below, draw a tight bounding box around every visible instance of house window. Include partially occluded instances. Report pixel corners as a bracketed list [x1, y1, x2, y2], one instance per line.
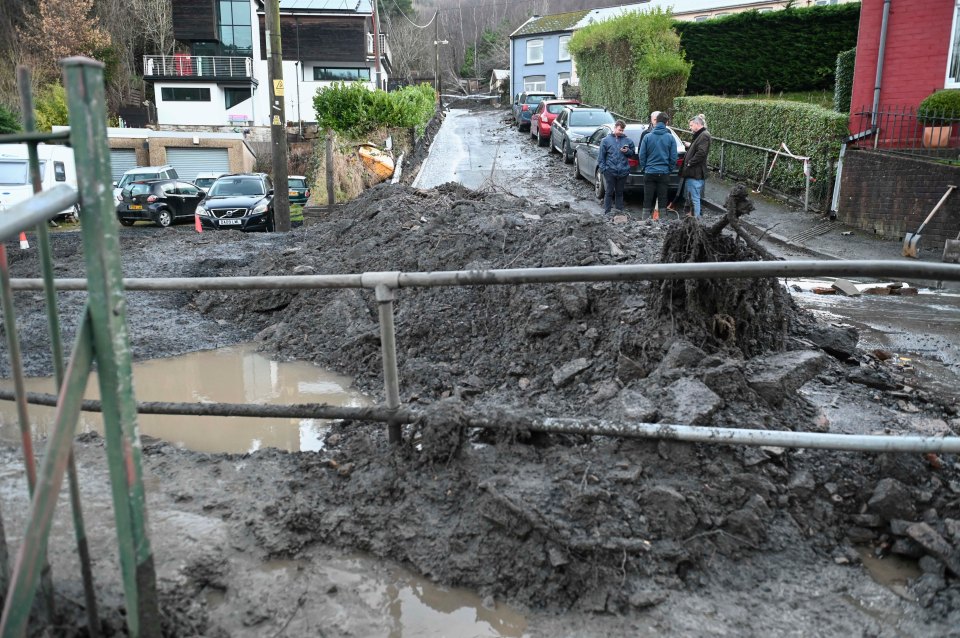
[160, 87, 211, 101]
[54, 162, 66, 182]
[219, 0, 253, 56]
[815, 0, 838, 5]
[524, 75, 546, 92]
[526, 39, 543, 64]
[313, 67, 371, 81]
[695, 15, 709, 21]
[558, 35, 571, 61]
[224, 87, 251, 108]
[948, 0, 960, 87]
[558, 72, 570, 89]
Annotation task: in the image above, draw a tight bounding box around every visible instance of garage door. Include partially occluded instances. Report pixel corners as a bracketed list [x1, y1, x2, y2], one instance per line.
[165, 148, 230, 181]
[109, 149, 137, 182]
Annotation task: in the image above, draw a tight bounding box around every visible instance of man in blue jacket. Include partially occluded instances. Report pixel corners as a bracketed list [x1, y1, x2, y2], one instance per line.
[597, 119, 636, 216]
[638, 112, 677, 220]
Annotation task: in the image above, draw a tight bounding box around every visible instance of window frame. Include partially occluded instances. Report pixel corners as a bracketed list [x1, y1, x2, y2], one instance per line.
[558, 35, 571, 62]
[54, 161, 66, 182]
[947, 0, 960, 88]
[224, 86, 251, 109]
[160, 87, 212, 102]
[523, 75, 546, 92]
[313, 67, 371, 82]
[526, 39, 544, 65]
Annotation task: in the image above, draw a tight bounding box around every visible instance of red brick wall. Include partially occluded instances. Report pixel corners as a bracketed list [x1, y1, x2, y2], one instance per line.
[850, 0, 955, 131]
[839, 150, 960, 250]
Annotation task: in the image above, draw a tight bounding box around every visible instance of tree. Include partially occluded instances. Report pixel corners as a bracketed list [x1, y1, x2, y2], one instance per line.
[34, 83, 69, 132]
[18, 0, 111, 86]
[0, 104, 20, 134]
[379, 0, 414, 19]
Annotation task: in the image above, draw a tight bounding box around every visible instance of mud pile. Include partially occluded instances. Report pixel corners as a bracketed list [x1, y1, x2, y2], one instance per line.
[183, 183, 960, 622]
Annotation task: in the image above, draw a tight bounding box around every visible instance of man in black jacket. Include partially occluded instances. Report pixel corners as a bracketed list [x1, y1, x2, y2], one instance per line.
[678, 114, 711, 218]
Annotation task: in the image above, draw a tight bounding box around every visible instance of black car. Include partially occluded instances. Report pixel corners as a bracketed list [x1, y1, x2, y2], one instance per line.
[573, 123, 686, 201]
[195, 173, 275, 232]
[116, 179, 205, 227]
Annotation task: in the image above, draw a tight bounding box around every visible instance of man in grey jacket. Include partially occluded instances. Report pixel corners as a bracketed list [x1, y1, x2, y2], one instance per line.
[638, 112, 677, 220]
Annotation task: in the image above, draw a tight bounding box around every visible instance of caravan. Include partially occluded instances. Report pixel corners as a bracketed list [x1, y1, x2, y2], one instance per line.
[0, 143, 80, 222]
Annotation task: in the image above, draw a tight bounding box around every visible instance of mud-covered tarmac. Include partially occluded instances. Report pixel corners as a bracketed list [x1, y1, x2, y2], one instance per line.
[2, 173, 960, 636]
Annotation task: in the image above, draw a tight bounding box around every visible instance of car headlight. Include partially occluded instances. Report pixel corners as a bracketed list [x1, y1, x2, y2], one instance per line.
[252, 202, 269, 215]
[195, 206, 210, 216]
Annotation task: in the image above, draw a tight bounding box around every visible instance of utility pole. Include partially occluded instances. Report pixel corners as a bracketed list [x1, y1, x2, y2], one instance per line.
[372, 0, 382, 90]
[265, 0, 290, 232]
[434, 11, 440, 95]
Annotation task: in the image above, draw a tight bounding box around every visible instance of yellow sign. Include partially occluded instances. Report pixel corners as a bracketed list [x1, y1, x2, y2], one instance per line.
[273, 79, 284, 96]
[272, 115, 281, 126]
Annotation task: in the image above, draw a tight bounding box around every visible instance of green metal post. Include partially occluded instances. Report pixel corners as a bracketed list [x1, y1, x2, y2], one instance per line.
[17, 65, 100, 637]
[61, 57, 160, 637]
[0, 313, 94, 637]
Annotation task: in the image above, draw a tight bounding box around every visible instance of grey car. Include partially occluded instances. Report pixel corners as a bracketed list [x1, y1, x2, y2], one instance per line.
[573, 123, 685, 201]
[549, 106, 616, 163]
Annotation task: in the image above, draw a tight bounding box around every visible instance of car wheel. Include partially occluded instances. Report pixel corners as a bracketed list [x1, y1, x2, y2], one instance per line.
[537, 128, 547, 147]
[563, 141, 573, 164]
[549, 135, 557, 154]
[595, 169, 605, 200]
[155, 209, 173, 228]
[266, 213, 275, 232]
[517, 120, 524, 132]
[118, 218, 134, 227]
[573, 154, 584, 180]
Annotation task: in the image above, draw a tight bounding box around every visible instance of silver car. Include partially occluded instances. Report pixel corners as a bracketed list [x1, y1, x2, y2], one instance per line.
[549, 107, 616, 164]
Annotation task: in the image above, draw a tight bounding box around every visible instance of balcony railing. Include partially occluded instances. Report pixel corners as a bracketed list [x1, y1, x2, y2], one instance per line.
[851, 105, 960, 158]
[366, 33, 391, 64]
[143, 55, 253, 80]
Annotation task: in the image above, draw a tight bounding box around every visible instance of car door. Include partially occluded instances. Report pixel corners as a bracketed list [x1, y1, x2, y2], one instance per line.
[175, 181, 204, 218]
[551, 110, 567, 150]
[513, 93, 523, 122]
[159, 181, 181, 216]
[582, 127, 607, 180]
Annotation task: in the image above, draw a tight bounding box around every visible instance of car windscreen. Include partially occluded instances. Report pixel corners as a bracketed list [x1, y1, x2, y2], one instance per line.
[119, 172, 159, 188]
[0, 160, 45, 185]
[546, 104, 569, 115]
[194, 178, 217, 188]
[569, 111, 615, 127]
[288, 178, 306, 188]
[209, 178, 264, 197]
[525, 95, 550, 105]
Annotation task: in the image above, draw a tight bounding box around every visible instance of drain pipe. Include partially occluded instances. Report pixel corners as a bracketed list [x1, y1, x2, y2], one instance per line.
[872, 0, 891, 126]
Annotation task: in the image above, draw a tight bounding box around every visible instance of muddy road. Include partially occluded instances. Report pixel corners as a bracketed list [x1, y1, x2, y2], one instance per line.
[0, 108, 959, 637]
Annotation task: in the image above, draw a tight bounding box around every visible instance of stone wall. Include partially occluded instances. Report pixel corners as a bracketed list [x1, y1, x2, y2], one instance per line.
[839, 149, 960, 248]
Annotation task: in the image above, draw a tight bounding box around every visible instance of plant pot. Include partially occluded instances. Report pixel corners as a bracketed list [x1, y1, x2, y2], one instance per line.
[922, 125, 951, 148]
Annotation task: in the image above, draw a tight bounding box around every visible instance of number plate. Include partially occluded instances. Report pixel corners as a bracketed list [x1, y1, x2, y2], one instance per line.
[129, 204, 143, 210]
[288, 190, 298, 196]
[219, 219, 242, 226]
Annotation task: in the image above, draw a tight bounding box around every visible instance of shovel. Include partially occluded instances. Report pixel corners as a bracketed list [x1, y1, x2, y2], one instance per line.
[902, 185, 956, 258]
[944, 229, 960, 263]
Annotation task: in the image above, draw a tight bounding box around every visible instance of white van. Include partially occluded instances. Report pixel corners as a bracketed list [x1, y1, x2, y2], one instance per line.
[113, 165, 179, 202]
[0, 143, 79, 221]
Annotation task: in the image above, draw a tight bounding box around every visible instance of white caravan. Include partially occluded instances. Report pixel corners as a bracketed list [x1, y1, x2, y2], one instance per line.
[0, 143, 79, 221]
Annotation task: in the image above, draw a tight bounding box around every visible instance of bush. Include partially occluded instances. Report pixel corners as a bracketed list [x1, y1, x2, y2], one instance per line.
[34, 84, 69, 132]
[918, 89, 960, 123]
[313, 82, 435, 137]
[673, 96, 849, 208]
[675, 4, 859, 95]
[0, 104, 20, 134]
[833, 48, 855, 114]
[569, 9, 691, 117]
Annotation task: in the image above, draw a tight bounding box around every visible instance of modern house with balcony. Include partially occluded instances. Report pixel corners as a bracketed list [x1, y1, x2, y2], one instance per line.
[144, 0, 390, 128]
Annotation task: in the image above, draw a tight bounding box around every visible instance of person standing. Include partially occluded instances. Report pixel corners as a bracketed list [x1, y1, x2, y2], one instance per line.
[679, 114, 711, 218]
[638, 112, 677, 220]
[597, 119, 636, 216]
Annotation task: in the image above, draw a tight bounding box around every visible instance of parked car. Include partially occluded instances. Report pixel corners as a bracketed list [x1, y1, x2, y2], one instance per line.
[529, 99, 580, 147]
[512, 91, 556, 131]
[194, 173, 275, 232]
[194, 171, 227, 193]
[572, 123, 685, 201]
[287, 175, 310, 205]
[549, 106, 616, 163]
[113, 165, 179, 202]
[116, 179, 205, 228]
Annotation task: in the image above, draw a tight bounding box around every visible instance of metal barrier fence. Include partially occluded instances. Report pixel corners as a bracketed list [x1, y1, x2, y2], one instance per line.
[3, 63, 960, 637]
[850, 105, 960, 158]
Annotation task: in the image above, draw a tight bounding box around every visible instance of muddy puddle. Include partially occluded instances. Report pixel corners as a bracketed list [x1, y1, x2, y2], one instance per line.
[0, 343, 369, 453]
[856, 547, 922, 602]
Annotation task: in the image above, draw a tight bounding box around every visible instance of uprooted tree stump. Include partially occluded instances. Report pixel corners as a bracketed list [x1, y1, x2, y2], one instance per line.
[651, 183, 793, 357]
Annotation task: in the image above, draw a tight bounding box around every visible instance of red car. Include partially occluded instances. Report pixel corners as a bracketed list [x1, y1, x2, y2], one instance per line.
[529, 99, 580, 147]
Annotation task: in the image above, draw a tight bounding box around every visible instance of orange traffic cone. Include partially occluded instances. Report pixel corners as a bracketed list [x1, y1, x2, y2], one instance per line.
[652, 208, 660, 221]
[194, 214, 203, 233]
[19, 232, 29, 249]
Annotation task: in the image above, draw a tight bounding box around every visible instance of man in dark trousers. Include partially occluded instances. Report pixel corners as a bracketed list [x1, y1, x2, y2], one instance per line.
[638, 111, 677, 220]
[597, 119, 636, 216]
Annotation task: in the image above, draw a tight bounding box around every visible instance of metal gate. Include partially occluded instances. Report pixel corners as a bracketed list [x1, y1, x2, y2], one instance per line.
[165, 148, 229, 181]
[108, 149, 136, 182]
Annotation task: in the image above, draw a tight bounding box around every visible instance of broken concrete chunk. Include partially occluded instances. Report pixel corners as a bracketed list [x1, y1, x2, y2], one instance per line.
[746, 350, 828, 405]
[618, 388, 658, 422]
[608, 239, 625, 256]
[552, 358, 592, 387]
[660, 378, 722, 425]
[558, 284, 589, 318]
[831, 278, 861, 296]
[805, 323, 859, 360]
[787, 470, 816, 498]
[906, 522, 960, 577]
[657, 340, 707, 372]
[868, 478, 917, 521]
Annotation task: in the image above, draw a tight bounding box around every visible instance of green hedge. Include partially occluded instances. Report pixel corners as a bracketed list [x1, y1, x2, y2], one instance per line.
[675, 4, 860, 95]
[834, 48, 856, 114]
[569, 9, 691, 117]
[673, 96, 849, 207]
[313, 82, 436, 137]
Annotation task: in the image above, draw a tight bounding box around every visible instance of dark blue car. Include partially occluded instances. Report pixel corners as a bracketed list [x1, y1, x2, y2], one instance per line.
[512, 91, 556, 131]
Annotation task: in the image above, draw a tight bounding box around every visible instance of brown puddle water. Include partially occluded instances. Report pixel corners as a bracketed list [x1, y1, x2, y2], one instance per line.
[0, 343, 370, 453]
[856, 547, 922, 601]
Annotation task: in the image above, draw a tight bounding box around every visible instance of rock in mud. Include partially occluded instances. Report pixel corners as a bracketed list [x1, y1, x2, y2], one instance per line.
[746, 350, 828, 405]
[552, 358, 592, 387]
[804, 323, 859, 360]
[868, 478, 918, 521]
[659, 378, 722, 425]
[618, 387, 659, 421]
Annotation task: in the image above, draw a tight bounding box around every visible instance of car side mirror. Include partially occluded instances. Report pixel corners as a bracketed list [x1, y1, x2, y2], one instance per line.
[267, 188, 274, 195]
[112, 181, 118, 188]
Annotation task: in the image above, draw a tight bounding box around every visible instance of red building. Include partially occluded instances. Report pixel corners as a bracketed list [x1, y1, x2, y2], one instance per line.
[849, 0, 958, 130]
